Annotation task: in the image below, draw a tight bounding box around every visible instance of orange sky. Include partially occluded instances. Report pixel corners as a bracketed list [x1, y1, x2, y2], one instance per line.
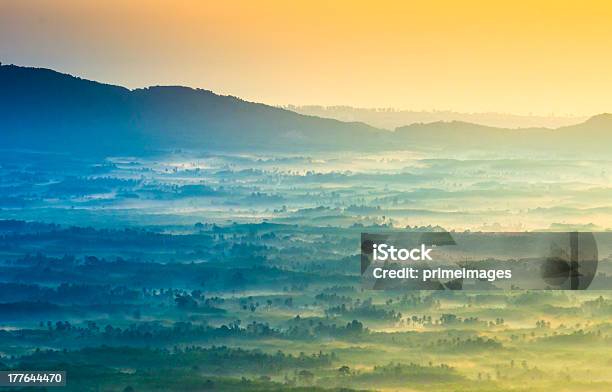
[1, 0, 612, 115]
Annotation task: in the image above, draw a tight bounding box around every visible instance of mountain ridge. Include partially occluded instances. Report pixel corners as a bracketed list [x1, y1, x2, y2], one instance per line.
[287, 104, 588, 130]
[2, 63, 612, 155]
[0, 64, 386, 154]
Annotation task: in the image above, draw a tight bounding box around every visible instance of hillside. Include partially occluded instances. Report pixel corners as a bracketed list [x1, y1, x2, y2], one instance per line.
[0, 64, 386, 154]
[2, 64, 612, 156]
[394, 115, 612, 153]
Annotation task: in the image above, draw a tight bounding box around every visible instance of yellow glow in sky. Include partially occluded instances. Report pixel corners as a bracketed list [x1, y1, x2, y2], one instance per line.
[1, 0, 612, 115]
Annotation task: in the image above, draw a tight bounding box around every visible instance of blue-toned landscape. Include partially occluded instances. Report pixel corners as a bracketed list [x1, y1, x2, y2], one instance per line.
[1, 64, 612, 391]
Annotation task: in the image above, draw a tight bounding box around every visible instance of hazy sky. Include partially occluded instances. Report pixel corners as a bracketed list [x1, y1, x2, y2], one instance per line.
[1, 0, 612, 115]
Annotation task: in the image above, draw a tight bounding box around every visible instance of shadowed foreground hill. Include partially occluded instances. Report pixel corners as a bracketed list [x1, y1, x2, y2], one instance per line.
[0, 64, 386, 154]
[2, 63, 612, 156]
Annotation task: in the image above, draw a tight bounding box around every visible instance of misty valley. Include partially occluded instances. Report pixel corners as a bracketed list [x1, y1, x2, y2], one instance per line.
[0, 149, 611, 391]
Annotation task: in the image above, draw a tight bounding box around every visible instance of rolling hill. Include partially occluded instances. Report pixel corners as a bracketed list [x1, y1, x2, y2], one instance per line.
[1, 63, 611, 156]
[0, 64, 386, 154]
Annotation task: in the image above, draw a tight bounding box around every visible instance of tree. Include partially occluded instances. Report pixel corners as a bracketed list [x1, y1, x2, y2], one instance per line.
[297, 370, 314, 384]
[338, 365, 351, 376]
[175, 294, 198, 309]
[346, 319, 363, 333]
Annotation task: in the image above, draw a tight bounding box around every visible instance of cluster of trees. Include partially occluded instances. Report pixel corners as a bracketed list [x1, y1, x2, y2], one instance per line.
[427, 336, 503, 351]
[314, 292, 353, 305]
[325, 298, 401, 321]
[535, 320, 551, 328]
[17, 345, 336, 375]
[352, 361, 463, 384]
[286, 316, 367, 339]
[174, 291, 225, 311]
[12, 317, 370, 345]
[438, 313, 496, 326]
[398, 293, 441, 308]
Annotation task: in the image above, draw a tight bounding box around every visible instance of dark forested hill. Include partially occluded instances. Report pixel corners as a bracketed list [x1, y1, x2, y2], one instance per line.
[0, 64, 386, 154]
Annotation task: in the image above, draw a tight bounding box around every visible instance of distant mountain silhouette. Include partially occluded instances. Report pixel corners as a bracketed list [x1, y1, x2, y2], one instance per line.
[287, 105, 586, 129]
[1, 64, 612, 155]
[394, 115, 612, 153]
